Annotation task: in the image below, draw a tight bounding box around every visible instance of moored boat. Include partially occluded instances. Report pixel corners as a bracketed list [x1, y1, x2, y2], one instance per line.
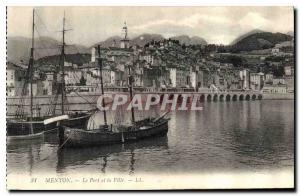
[7, 10, 92, 140]
[61, 44, 170, 148]
[63, 116, 169, 148]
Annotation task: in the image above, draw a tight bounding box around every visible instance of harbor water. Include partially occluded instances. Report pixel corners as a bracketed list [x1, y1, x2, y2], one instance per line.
[7, 100, 294, 176]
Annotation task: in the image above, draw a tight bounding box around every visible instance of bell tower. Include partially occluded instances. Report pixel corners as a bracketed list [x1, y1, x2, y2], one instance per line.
[120, 22, 130, 49]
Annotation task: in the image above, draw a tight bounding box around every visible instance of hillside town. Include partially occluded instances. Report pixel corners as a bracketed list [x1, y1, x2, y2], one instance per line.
[6, 24, 294, 97]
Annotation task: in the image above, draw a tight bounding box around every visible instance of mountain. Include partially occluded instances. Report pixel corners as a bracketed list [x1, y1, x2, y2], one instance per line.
[230, 32, 293, 52]
[91, 35, 122, 48]
[90, 34, 164, 48]
[286, 31, 294, 37]
[91, 34, 207, 48]
[230, 29, 265, 45]
[36, 53, 91, 67]
[7, 36, 89, 63]
[131, 34, 164, 47]
[170, 35, 207, 45]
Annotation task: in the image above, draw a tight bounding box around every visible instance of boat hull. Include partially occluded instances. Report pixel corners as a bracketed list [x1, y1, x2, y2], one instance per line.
[6, 113, 91, 137]
[7, 131, 44, 142]
[62, 114, 91, 129]
[63, 120, 169, 148]
[6, 120, 55, 137]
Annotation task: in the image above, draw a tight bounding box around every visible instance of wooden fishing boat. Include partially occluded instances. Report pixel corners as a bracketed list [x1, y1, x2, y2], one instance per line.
[7, 130, 44, 142]
[61, 44, 170, 148]
[63, 115, 169, 148]
[7, 10, 91, 140]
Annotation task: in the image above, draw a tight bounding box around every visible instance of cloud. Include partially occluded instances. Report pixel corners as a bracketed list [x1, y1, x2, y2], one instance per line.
[7, 7, 294, 46]
[238, 12, 272, 31]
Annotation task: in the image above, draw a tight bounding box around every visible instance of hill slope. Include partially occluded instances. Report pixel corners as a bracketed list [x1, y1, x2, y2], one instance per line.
[230, 29, 265, 45]
[230, 32, 293, 52]
[7, 36, 89, 63]
[170, 35, 207, 45]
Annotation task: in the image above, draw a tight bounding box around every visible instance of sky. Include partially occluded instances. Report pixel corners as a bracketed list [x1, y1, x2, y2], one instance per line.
[7, 6, 294, 46]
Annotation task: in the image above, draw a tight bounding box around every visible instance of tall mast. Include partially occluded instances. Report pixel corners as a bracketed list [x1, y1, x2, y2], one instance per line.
[60, 11, 66, 114]
[29, 9, 35, 122]
[128, 64, 135, 124]
[97, 45, 108, 128]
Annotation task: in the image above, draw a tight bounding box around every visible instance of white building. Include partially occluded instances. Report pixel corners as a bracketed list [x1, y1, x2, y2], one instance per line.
[110, 70, 116, 86]
[91, 47, 96, 62]
[169, 68, 177, 88]
[41, 72, 55, 95]
[250, 72, 264, 91]
[284, 66, 294, 76]
[262, 84, 287, 93]
[239, 69, 250, 90]
[65, 69, 83, 86]
[190, 71, 197, 89]
[6, 62, 25, 96]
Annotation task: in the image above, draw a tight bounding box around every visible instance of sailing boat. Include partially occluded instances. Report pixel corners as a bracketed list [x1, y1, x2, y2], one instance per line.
[53, 11, 92, 130]
[7, 10, 91, 141]
[7, 9, 55, 140]
[61, 45, 170, 148]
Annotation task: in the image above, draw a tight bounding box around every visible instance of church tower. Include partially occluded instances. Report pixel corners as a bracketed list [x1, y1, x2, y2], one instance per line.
[120, 22, 130, 49]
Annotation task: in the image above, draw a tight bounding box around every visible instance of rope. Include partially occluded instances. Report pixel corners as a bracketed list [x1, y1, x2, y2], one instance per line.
[37, 135, 70, 163]
[43, 127, 58, 133]
[57, 136, 70, 151]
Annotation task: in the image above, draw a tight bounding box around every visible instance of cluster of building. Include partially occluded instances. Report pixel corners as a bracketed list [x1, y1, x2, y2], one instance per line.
[6, 24, 294, 97]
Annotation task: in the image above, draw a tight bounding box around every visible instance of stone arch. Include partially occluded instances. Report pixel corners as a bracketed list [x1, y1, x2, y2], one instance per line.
[178, 94, 183, 104]
[200, 94, 205, 102]
[213, 94, 218, 102]
[207, 94, 212, 102]
[245, 94, 250, 101]
[226, 94, 231, 101]
[232, 94, 237, 101]
[219, 94, 224, 101]
[258, 94, 263, 100]
[160, 95, 164, 103]
[251, 94, 256, 100]
[239, 94, 244, 101]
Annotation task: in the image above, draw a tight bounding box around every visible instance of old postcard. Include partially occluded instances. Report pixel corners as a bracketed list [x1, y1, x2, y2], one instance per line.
[6, 6, 294, 190]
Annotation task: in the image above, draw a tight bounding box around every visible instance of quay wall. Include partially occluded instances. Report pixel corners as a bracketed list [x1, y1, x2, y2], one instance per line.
[262, 93, 294, 100]
[7, 91, 294, 117]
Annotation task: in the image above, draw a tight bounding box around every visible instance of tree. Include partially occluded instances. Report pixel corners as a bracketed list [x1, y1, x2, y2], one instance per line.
[79, 75, 86, 86]
[272, 65, 285, 77]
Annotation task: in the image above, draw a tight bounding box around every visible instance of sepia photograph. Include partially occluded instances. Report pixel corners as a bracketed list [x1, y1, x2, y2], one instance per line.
[6, 6, 295, 190]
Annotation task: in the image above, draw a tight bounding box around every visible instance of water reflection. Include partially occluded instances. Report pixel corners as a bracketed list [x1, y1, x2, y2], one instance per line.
[7, 100, 294, 175]
[56, 136, 169, 175]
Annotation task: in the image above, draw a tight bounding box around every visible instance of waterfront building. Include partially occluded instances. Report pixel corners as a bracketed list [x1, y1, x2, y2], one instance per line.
[168, 68, 190, 88]
[196, 69, 204, 89]
[110, 70, 116, 86]
[6, 62, 26, 96]
[169, 68, 177, 88]
[86, 67, 112, 86]
[285, 76, 294, 93]
[239, 69, 250, 90]
[273, 78, 286, 85]
[41, 72, 55, 95]
[265, 73, 274, 84]
[142, 67, 162, 87]
[65, 67, 83, 86]
[190, 70, 197, 89]
[284, 66, 294, 76]
[262, 84, 287, 94]
[250, 72, 264, 91]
